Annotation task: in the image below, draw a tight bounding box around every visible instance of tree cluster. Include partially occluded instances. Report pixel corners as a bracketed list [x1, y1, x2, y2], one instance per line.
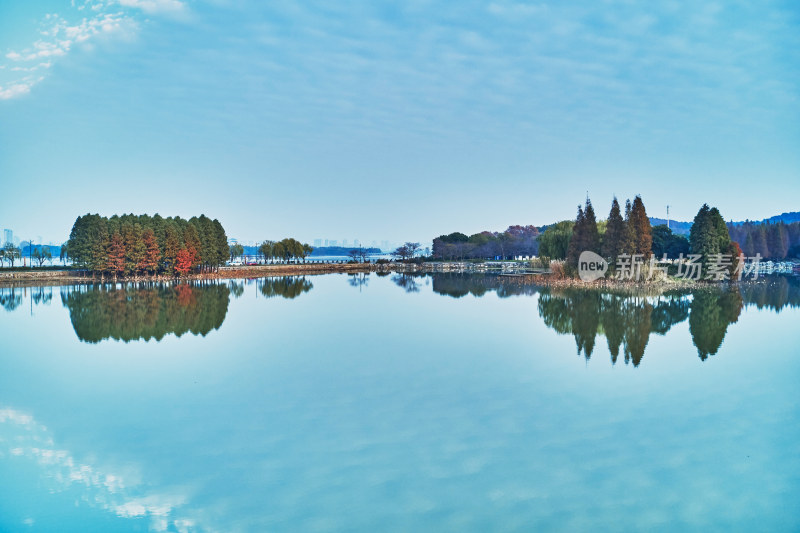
[556, 195, 652, 267]
[258, 238, 313, 263]
[67, 214, 228, 277]
[432, 225, 540, 261]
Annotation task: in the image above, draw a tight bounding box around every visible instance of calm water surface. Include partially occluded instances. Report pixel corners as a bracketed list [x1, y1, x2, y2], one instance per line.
[1, 274, 799, 532]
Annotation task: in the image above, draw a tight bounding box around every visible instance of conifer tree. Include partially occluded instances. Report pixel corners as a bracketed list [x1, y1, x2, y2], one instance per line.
[630, 195, 652, 258]
[583, 198, 600, 254]
[107, 232, 126, 278]
[140, 228, 161, 275]
[621, 199, 637, 255]
[602, 197, 625, 260]
[163, 225, 181, 274]
[567, 204, 586, 268]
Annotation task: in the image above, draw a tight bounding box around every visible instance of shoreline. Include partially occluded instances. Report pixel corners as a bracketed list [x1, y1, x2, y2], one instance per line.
[0, 262, 788, 290]
[0, 263, 403, 289]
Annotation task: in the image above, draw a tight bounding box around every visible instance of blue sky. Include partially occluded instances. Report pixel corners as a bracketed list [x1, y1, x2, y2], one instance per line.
[1, 0, 798, 246]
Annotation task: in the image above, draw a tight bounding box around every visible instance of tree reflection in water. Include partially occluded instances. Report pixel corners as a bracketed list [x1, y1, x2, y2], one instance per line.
[61, 281, 231, 343]
[429, 273, 800, 366]
[257, 276, 313, 299]
[537, 289, 690, 366]
[391, 273, 423, 293]
[348, 273, 369, 291]
[0, 287, 23, 311]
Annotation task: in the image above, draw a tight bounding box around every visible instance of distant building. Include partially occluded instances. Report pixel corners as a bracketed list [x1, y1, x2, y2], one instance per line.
[329, 240, 338, 246]
[3, 229, 12, 245]
[342, 239, 348, 247]
[314, 239, 322, 247]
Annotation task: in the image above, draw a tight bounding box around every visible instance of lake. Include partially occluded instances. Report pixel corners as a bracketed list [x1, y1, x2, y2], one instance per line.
[1, 274, 798, 532]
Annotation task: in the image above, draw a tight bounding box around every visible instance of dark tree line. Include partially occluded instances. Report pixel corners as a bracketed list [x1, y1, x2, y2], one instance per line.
[67, 214, 228, 278]
[727, 221, 800, 260]
[432, 225, 540, 260]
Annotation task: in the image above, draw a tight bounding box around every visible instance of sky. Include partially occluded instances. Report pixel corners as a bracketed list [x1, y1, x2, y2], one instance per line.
[1, 0, 798, 246]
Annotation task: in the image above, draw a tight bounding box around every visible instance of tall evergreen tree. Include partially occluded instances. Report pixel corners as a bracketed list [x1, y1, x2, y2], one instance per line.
[583, 198, 600, 254]
[107, 232, 126, 278]
[690, 204, 715, 259]
[602, 197, 625, 260]
[621, 199, 637, 255]
[163, 225, 181, 274]
[88, 216, 109, 274]
[567, 204, 586, 268]
[708, 207, 731, 252]
[140, 228, 161, 275]
[630, 195, 652, 258]
[212, 219, 228, 270]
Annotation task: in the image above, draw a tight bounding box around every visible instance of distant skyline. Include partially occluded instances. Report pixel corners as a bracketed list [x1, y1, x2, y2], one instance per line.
[1, 0, 798, 245]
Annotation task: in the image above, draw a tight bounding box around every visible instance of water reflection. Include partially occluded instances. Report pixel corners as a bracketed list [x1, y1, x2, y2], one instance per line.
[391, 273, 423, 293]
[0, 287, 23, 311]
[1, 286, 55, 312]
[428, 274, 800, 366]
[431, 273, 541, 298]
[61, 282, 230, 344]
[6, 273, 800, 360]
[538, 289, 692, 366]
[257, 276, 313, 299]
[348, 272, 369, 291]
[0, 407, 203, 531]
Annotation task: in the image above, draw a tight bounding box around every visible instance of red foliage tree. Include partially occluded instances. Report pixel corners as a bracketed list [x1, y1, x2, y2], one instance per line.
[175, 246, 198, 276]
[728, 240, 744, 278]
[174, 283, 197, 307]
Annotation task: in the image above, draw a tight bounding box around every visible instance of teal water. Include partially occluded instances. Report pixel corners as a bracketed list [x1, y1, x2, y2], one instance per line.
[1, 274, 798, 532]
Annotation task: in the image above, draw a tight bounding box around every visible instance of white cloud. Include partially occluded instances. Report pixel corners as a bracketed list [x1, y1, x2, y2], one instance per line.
[0, 11, 135, 100]
[0, 82, 34, 100]
[1, 407, 205, 532]
[118, 0, 186, 15]
[0, 0, 181, 101]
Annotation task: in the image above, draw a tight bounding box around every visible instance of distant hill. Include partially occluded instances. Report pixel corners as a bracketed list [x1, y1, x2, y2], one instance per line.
[730, 211, 800, 226]
[649, 211, 800, 236]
